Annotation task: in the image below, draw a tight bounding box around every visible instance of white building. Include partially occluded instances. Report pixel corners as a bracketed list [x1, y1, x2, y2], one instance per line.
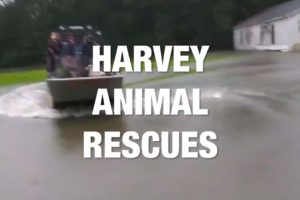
[234, 0, 300, 51]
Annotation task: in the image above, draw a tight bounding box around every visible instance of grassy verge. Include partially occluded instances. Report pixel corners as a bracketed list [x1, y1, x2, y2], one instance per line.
[0, 69, 47, 86]
[0, 52, 237, 87]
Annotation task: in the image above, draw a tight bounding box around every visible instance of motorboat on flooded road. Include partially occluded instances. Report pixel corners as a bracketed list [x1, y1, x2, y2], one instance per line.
[46, 25, 123, 108]
[47, 73, 123, 108]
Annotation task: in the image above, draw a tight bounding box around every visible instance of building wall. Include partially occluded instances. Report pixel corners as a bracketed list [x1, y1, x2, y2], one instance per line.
[233, 12, 300, 51]
[281, 12, 300, 49]
[233, 25, 261, 50]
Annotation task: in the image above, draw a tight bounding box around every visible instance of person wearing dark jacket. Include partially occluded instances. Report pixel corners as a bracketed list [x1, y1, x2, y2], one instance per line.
[45, 32, 62, 78]
[82, 35, 93, 58]
[80, 35, 94, 76]
[65, 35, 76, 57]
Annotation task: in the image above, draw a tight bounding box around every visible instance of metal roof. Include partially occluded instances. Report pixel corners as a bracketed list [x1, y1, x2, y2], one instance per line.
[235, 0, 300, 28]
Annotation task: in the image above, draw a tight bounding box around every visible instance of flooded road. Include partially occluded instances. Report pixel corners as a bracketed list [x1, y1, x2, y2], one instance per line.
[1, 52, 300, 200]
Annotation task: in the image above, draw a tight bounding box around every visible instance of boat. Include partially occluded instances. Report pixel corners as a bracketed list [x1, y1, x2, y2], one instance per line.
[46, 25, 123, 108]
[47, 73, 123, 108]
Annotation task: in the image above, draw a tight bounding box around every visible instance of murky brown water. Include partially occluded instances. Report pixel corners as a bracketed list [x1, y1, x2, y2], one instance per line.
[1, 52, 300, 200]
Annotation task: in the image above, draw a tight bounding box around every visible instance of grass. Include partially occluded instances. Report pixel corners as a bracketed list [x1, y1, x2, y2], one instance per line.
[0, 68, 47, 86]
[0, 52, 238, 87]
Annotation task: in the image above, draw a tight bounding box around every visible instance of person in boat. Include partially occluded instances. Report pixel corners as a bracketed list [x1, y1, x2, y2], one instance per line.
[61, 34, 77, 76]
[65, 34, 76, 57]
[45, 32, 62, 78]
[80, 34, 94, 77]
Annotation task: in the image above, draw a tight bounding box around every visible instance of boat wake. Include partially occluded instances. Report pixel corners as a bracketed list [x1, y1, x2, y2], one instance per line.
[0, 82, 265, 119]
[0, 83, 92, 118]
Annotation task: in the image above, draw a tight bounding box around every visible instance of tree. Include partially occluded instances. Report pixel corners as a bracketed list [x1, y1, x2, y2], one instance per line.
[0, 0, 292, 68]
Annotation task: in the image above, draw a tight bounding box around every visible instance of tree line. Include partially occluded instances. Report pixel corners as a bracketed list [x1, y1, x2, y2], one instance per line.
[0, 0, 289, 68]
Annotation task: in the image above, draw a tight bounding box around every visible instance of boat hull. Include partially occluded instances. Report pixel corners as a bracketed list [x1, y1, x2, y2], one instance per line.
[47, 75, 123, 108]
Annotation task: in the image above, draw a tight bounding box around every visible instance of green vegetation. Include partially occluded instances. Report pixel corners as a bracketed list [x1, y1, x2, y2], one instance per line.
[0, 53, 238, 87]
[0, 69, 46, 86]
[0, 0, 290, 69]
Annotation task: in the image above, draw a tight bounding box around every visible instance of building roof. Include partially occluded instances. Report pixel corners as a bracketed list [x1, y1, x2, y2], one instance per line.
[235, 0, 300, 28]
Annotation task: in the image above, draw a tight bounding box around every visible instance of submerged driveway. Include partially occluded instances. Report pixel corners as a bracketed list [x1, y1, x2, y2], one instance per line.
[1, 51, 300, 200]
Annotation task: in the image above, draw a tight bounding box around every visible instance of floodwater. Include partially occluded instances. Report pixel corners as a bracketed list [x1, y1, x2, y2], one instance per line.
[1, 52, 300, 200]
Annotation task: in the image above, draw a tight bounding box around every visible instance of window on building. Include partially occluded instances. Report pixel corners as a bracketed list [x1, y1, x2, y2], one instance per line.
[240, 30, 243, 45]
[260, 28, 264, 45]
[271, 24, 275, 45]
[245, 28, 252, 44]
[260, 24, 275, 45]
